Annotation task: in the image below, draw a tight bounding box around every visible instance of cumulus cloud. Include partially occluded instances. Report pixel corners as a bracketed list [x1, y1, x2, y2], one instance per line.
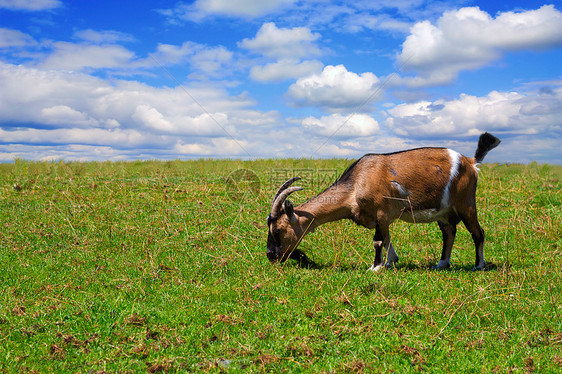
[160, 0, 295, 22]
[286, 64, 381, 111]
[240, 23, 324, 82]
[188, 45, 233, 77]
[145, 41, 233, 77]
[0, 62, 279, 157]
[73, 29, 136, 44]
[195, 0, 295, 18]
[2, 4, 561, 163]
[41, 105, 99, 127]
[343, 13, 412, 33]
[301, 113, 380, 138]
[0, 0, 61, 11]
[0, 127, 148, 148]
[0, 28, 37, 47]
[0, 144, 130, 162]
[239, 22, 321, 59]
[175, 138, 251, 157]
[250, 59, 323, 82]
[14, 33, 235, 78]
[132, 105, 229, 136]
[0, 28, 141, 71]
[385, 84, 562, 138]
[398, 5, 562, 86]
[148, 42, 194, 65]
[39, 42, 136, 70]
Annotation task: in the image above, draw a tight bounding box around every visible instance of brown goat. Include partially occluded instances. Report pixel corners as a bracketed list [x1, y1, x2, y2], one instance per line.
[267, 133, 501, 271]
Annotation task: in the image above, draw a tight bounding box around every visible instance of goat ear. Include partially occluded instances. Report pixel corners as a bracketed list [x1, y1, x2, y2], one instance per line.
[283, 199, 294, 216]
[283, 200, 298, 223]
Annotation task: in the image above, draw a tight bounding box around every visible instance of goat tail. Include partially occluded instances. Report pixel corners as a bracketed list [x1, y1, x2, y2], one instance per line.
[474, 132, 501, 163]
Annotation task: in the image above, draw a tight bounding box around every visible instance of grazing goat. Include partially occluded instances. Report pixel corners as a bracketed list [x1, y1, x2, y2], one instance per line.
[267, 133, 501, 271]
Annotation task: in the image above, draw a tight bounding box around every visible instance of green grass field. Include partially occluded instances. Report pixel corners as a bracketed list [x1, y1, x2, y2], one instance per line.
[0, 159, 560, 373]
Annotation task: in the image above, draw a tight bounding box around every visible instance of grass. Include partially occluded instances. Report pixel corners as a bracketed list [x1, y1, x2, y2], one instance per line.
[0, 159, 560, 373]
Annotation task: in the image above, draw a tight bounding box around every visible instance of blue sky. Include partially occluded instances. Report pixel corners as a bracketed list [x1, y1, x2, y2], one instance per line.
[0, 0, 561, 163]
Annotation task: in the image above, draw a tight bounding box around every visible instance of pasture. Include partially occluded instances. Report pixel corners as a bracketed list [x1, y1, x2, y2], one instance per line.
[0, 159, 560, 372]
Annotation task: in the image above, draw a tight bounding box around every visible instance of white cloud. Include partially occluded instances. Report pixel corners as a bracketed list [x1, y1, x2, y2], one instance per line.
[39, 42, 136, 70]
[239, 22, 322, 59]
[158, 0, 457, 29]
[41, 105, 99, 127]
[189, 45, 233, 77]
[286, 64, 381, 111]
[301, 113, 380, 138]
[195, 0, 295, 17]
[0, 28, 142, 72]
[1, 4, 561, 164]
[250, 59, 323, 82]
[147, 42, 233, 75]
[132, 104, 229, 136]
[398, 5, 562, 86]
[0, 0, 61, 11]
[24, 36, 234, 78]
[0, 62, 278, 156]
[0, 28, 37, 47]
[73, 29, 136, 44]
[174, 138, 252, 157]
[344, 13, 412, 33]
[0, 128, 148, 148]
[240, 23, 324, 83]
[160, 0, 295, 22]
[483, 135, 562, 164]
[385, 84, 562, 138]
[132, 105, 176, 133]
[148, 42, 194, 65]
[0, 63, 111, 125]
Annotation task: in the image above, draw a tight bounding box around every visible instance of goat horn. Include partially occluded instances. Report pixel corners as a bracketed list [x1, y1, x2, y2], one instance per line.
[273, 177, 301, 202]
[270, 186, 302, 219]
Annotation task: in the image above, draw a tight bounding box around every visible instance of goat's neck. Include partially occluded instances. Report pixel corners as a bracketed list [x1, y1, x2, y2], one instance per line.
[295, 183, 354, 231]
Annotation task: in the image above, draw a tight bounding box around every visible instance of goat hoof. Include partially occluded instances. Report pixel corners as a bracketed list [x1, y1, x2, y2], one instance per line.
[432, 259, 451, 270]
[432, 264, 450, 270]
[368, 264, 384, 272]
[472, 261, 486, 271]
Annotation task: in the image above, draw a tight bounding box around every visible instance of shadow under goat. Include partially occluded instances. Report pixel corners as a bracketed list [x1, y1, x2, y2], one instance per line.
[266, 132, 501, 271]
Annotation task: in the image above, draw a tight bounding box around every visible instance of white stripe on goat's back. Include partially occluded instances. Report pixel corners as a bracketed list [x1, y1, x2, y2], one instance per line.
[441, 149, 461, 208]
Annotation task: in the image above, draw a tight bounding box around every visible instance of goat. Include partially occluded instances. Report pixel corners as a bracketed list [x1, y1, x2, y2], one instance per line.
[267, 132, 501, 271]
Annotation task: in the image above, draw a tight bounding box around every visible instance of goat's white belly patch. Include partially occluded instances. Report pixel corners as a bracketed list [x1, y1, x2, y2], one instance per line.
[401, 207, 449, 223]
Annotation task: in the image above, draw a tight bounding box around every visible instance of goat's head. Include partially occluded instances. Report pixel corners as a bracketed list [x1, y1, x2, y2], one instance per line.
[266, 177, 304, 262]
